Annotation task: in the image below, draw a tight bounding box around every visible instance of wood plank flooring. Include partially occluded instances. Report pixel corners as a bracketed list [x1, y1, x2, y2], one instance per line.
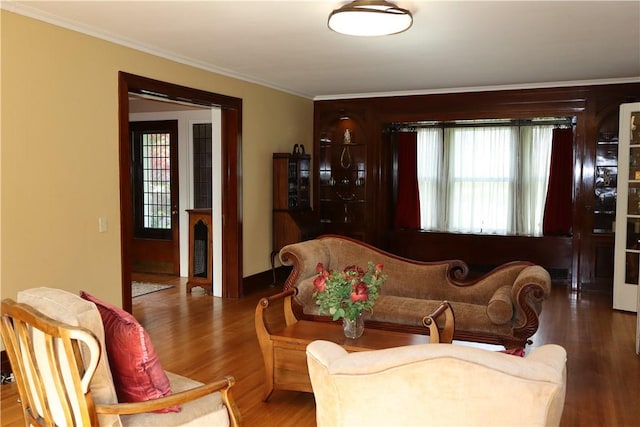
[2, 275, 639, 426]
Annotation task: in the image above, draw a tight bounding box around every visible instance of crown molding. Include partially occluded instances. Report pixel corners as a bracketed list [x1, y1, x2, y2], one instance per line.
[314, 77, 640, 101]
[1, 2, 315, 100]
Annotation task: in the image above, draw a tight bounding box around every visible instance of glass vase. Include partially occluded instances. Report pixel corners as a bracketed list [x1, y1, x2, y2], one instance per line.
[342, 311, 364, 339]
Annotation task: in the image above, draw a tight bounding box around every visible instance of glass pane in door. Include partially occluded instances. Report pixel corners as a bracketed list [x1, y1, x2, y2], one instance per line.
[142, 132, 172, 230]
[626, 252, 640, 285]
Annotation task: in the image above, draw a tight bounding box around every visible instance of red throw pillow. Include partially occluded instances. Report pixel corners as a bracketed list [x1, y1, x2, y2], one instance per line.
[80, 291, 179, 413]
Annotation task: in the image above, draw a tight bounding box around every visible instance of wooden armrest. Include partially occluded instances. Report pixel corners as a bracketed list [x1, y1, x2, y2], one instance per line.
[254, 288, 298, 402]
[422, 301, 455, 344]
[256, 288, 297, 331]
[261, 288, 296, 306]
[96, 376, 241, 426]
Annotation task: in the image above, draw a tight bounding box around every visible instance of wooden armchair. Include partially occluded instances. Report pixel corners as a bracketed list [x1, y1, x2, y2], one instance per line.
[1, 296, 241, 426]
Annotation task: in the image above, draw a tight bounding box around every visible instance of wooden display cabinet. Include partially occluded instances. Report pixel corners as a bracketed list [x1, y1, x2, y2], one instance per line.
[186, 208, 213, 294]
[273, 152, 310, 210]
[271, 152, 317, 283]
[593, 136, 618, 234]
[316, 112, 369, 242]
[582, 108, 621, 292]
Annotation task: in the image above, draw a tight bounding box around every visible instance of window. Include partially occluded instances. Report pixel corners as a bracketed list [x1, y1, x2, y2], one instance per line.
[131, 120, 178, 239]
[415, 119, 566, 236]
[141, 132, 172, 229]
[192, 123, 213, 209]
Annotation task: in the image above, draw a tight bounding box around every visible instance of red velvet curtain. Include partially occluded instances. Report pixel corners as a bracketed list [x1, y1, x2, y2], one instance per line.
[394, 131, 421, 229]
[543, 128, 574, 235]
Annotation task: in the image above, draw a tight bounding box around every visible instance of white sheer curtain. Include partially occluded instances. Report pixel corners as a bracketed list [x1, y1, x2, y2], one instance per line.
[518, 126, 553, 235]
[416, 125, 553, 236]
[446, 127, 517, 234]
[416, 128, 443, 230]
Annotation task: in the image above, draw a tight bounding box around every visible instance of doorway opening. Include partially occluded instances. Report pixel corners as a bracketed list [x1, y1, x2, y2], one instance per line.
[119, 72, 243, 313]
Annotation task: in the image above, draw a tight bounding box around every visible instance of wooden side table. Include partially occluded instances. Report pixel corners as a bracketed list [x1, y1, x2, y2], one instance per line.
[255, 289, 433, 401]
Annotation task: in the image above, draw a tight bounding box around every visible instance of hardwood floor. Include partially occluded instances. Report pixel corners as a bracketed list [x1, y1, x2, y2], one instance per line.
[2, 275, 639, 426]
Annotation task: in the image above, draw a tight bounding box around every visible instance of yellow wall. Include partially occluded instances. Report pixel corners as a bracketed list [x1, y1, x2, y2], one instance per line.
[0, 11, 313, 305]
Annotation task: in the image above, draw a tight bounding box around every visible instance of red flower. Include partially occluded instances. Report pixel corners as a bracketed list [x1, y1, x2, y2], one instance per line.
[313, 275, 327, 292]
[350, 281, 369, 302]
[343, 265, 364, 279]
[316, 262, 325, 273]
[375, 263, 384, 272]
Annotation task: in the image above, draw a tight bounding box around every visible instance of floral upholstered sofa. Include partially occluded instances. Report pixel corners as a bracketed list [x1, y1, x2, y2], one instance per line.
[279, 234, 552, 349]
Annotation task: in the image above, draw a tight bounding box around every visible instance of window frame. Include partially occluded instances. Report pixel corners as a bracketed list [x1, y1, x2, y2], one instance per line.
[406, 117, 573, 236]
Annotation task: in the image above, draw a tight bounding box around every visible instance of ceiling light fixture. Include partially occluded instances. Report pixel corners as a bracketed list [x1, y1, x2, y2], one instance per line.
[328, 0, 413, 37]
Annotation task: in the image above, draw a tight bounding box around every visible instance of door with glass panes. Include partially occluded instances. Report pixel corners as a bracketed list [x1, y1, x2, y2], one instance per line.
[613, 103, 640, 313]
[130, 120, 180, 275]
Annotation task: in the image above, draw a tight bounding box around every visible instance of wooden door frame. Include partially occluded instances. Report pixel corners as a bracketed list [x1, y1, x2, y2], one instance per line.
[119, 72, 243, 312]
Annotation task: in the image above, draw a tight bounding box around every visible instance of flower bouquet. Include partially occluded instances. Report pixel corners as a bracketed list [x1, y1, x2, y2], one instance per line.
[312, 261, 386, 337]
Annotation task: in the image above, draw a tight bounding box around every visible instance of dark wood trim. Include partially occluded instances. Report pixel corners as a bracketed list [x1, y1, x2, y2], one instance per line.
[118, 74, 133, 311]
[221, 107, 242, 298]
[389, 230, 573, 281]
[118, 72, 244, 311]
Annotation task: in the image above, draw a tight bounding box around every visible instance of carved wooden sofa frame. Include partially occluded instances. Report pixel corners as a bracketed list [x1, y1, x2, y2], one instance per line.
[279, 234, 552, 349]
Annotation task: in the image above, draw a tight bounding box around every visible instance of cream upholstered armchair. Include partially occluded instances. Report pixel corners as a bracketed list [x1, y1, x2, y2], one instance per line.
[306, 340, 567, 427]
[1, 287, 240, 426]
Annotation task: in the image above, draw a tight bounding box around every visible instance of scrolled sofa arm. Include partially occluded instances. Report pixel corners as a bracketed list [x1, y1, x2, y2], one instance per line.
[511, 265, 552, 342]
[280, 239, 330, 291]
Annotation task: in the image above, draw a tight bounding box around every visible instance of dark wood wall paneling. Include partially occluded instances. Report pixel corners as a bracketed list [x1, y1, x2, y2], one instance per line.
[313, 83, 640, 291]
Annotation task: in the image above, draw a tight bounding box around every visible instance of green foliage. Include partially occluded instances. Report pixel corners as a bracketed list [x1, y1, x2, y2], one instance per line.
[312, 261, 386, 321]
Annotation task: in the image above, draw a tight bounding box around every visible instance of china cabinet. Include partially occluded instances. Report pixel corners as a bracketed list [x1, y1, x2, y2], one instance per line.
[317, 113, 369, 241]
[586, 119, 619, 291]
[273, 151, 310, 210]
[271, 152, 317, 282]
[593, 136, 618, 234]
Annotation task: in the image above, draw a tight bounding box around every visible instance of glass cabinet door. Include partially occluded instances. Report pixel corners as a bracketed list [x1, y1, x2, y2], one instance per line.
[613, 103, 640, 312]
[594, 140, 618, 233]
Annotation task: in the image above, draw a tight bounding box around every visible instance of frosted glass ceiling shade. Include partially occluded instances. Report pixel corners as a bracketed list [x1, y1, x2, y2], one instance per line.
[328, 0, 413, 36]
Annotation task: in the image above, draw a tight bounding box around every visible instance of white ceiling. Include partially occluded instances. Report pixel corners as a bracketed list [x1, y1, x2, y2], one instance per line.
[5, 1, 640, 100]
